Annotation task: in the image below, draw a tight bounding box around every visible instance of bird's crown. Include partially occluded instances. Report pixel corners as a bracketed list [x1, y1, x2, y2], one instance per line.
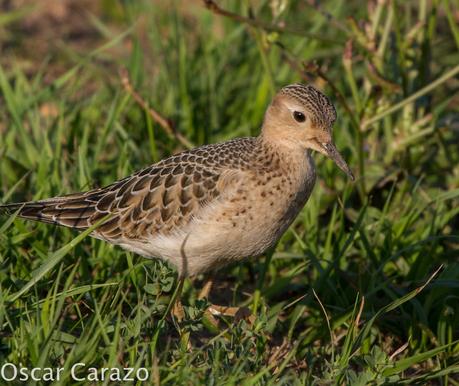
[280, 84, 337, 129]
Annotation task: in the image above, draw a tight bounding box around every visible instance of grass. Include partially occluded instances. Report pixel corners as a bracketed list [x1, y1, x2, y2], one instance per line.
[0, 0, 458, 384]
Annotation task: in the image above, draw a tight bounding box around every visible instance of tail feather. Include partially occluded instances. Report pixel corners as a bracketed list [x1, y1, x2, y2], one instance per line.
[0, 194, 99, 229]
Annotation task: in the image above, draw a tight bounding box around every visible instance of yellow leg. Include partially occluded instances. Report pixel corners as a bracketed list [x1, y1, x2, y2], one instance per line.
[198, 276, 214, 300]
[172, 298, 185, 322]
[162, 277, 192, 350]
[161, 276, 185, 323]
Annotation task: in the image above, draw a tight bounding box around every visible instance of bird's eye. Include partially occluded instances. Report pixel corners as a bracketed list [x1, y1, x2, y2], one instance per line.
[293, 111, 306, 123]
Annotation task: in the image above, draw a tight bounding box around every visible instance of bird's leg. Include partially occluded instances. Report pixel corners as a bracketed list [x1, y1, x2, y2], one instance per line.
[197, 275, 220, 328]
[172, 298, 185, 322]
[163, 276, 192, 350]
[161, 275, 185, 325]
[198, 276, 214, 300]
[168, 277, 185, 322]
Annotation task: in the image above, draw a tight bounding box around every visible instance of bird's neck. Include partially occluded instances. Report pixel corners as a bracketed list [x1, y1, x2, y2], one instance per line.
[255, 135, 315, 179]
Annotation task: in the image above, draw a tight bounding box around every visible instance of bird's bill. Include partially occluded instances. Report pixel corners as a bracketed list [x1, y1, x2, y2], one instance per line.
[321, 142, 355, 181]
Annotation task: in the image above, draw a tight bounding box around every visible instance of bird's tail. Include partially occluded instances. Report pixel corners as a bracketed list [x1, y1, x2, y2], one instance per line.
[0, 192, 102, 229]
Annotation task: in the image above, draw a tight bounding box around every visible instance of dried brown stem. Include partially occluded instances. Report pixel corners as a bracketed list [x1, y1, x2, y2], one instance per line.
[202, 0, 343, 44]
[275, 42, 315, 83]
[303, 62, 360, 131]
[303, 0, 350, 33]
[119, 68, 194, 149]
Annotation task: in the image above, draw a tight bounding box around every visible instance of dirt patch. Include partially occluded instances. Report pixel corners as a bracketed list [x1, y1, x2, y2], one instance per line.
[1, 0, 108, 78]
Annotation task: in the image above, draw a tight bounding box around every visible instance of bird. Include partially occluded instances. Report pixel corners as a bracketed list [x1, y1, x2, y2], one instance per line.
[0, 83, 353, 315]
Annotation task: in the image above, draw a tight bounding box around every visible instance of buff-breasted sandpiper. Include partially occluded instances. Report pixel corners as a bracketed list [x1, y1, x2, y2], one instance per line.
[0, 84, 353, 313]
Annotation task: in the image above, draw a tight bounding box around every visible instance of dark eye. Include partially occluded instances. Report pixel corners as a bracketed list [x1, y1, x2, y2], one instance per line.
[293, 111, 306, 123]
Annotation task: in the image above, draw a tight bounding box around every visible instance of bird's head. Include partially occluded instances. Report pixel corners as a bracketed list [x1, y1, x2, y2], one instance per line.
[262, 83, 354, 180]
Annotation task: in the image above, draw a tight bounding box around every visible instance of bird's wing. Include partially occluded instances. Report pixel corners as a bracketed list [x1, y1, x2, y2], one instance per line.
[0, 138, 257, 241]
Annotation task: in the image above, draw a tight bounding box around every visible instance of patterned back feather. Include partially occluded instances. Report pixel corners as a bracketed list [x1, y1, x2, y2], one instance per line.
[0, 138, 259, 241]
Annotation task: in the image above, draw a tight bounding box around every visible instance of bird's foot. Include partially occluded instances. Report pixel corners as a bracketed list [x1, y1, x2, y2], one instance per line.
[171, 299, 185, 322]
[206, 304, 255, 324]
[198, 277, 255, 327]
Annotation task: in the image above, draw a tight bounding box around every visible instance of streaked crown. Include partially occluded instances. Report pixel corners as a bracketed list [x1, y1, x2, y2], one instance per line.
[280, 84, 337, 129]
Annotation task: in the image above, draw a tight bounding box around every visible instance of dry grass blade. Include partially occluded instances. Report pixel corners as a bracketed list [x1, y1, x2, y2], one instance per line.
[201, 0, 342, 43]
[354, 295, 365, 331]
[313, 288, 335, 362]
[389, 340, 410, 361]
[119, 67, 194, 149]
[350, 265, 445, 356]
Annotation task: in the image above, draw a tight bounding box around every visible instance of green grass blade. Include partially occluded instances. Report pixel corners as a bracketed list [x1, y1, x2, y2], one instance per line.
[8, 215, 111, 302]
